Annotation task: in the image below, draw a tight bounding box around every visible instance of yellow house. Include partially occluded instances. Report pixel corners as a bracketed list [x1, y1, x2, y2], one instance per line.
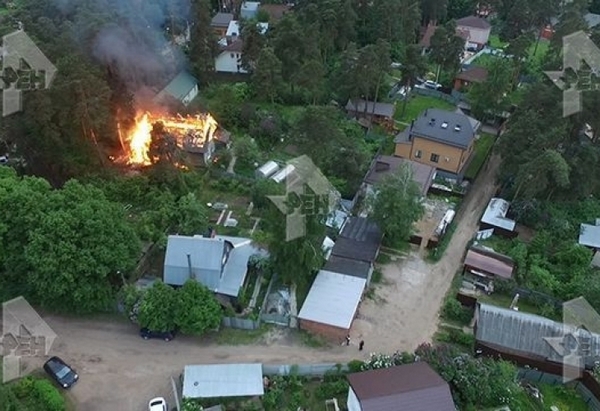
[394, 108, 480, 181]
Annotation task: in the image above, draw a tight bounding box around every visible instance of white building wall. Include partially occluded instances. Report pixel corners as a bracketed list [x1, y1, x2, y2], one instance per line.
[215, 52, 247, 73]
[182, 84, 199, 106]
[458, 26, 490, 45]
[347, 387, 362, 411]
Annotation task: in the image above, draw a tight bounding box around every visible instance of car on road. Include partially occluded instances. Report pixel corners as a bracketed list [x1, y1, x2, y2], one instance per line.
[43, 356, 79, 389]
[423, 80, 442, 89]
[140, 328, 176, 342]
[149, 397, 167, 411]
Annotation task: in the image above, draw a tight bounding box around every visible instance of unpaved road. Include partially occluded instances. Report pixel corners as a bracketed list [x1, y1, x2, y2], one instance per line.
[27, 154, 500, 411]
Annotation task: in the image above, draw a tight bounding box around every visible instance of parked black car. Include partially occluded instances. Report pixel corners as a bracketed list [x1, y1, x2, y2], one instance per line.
[43, 356, 79, 389]
[140, 328, 176, 341]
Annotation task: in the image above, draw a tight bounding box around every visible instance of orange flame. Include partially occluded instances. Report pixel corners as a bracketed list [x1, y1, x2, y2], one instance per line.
[123, 112, 219, 166]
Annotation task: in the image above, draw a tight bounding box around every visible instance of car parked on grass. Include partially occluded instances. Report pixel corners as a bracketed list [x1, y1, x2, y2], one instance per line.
[140, 328, 176, 342]
[149, 397, 167, 411]
[43, 356, 79, 389]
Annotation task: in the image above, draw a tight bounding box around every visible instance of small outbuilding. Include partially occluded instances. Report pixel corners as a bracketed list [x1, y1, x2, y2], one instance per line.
[579, 219, 600, 250]
[480, 197, 517, 237]
[463, 246, 514, 280]
[346, 362, 456, 411]
[298, 270, 366, 343]
[182, 363, 264, 399]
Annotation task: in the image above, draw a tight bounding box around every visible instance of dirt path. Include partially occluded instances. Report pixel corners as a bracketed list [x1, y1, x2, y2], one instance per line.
[351, 154, 501, 354]
[28, 155, 501, 411]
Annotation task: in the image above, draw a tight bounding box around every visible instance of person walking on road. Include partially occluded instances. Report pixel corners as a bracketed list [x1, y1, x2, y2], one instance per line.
[345, 335, 351, 346]
[359, 340, 364, 351]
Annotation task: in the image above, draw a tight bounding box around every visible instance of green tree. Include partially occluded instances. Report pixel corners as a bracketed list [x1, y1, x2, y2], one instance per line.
[295, 59, 327, 104]
[24, 180, 141, 312]
[173, 193, 208, 236]
[252, 47, 283, 103]
[137, 280, 178, 332]
[468, 58, 512, 120]
[240, 20, 265, 72]
[174, 280, 222, 334]
[399, 45, 429, 118]
[421, 0, 448, 25]
[189, 0, 218, 78]
[446, 0, 476, 20]
[428, 20, 465, 75]
[262, 192, 326, 289]
[369, 163, 424, 246]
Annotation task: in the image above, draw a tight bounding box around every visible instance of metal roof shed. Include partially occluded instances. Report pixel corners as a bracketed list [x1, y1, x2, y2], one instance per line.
[182, 363, 264, 399]
[480, 198, 516, 231]
[298, 270, 366, 329]
[579, 221, 600, 249]
[464, 247, 514, 279]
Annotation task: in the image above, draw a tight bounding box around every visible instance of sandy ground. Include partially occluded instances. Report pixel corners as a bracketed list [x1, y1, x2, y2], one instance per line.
[351, 154, 501, 354]
[19, 155, 501, 411]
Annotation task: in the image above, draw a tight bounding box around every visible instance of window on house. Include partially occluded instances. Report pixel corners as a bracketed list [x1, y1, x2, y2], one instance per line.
[430, 153, 440, 163]
[230, 53, 234, 58]
[414, 150, 422, 158]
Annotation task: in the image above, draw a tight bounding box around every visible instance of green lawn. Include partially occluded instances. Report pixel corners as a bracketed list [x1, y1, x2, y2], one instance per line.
[528, 39, 550, 62]
[464, 133, 495, 180]
[509, 383, 590, 411]
[395, 95, 455, 122]
[488, 34, 508, 49]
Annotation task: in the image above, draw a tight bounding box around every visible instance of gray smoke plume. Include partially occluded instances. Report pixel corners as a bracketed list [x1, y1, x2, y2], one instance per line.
[52, 0, 191, 92]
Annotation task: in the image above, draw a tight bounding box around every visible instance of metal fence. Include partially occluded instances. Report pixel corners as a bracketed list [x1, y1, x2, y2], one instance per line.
[411, 87, 463, 104]
[519, 368, 600, 411]
[221, 316, 261, 330]
[262, 363, 348, 377]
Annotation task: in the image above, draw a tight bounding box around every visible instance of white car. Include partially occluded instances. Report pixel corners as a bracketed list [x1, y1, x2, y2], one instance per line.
[423, 80, 442, 90]
[149, 397, 167, 411]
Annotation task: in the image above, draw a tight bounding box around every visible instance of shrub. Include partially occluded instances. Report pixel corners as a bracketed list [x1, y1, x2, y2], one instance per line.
[13, 376, 35, 398]
[315, 380, 349, 400]
[347, 359, 364, 373]
[32, 378, 66, 411]
[442, 298, 473, 324]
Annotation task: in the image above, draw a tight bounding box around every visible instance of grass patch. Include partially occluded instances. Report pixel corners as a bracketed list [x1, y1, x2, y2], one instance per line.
[296, 329, 330, 348]
[427, 221, 457, 262]
[394, 95, 455, 122]
[509, 383, 590, 411]
[528, 39, 549, 62]
[464, 133, 496, 180]
[371, 268, 383, 283]
[213, 325, 270, 345]
[476, 293, 560, 319]
[488, 34, 508, 49]
[434, 326, 474, 350]
[376, 253, 391, 264]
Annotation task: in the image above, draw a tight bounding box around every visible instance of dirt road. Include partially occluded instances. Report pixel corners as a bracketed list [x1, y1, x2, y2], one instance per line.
[31, 155, 501, 411]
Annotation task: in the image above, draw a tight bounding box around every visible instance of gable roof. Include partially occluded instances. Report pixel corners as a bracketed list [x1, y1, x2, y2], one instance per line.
[419, 23, 437, 48]
[155, 71, 197, 104]
[330, 217, 383, 263]
[481, 197, 516, 231]
[579, 220, 600, 248]
[182, 363, 264, 398]
[410, 108, 476, 149]
[347, 362, 456, 411]
[346, 99, 396, 119]
[323, 255, 372, 280]
[211, 12, 234, 28]
[364, 155, 436, 196]
[298, 270, 366, 329]
[455, 66, 488, 83]
[456, 15, 491, 30]
[464, 246, 514, 279]
[475, 302, 600, 368]
[221, 39, 243, 53]
[454, 108, 481, 131]
[164, 234, 263, 297]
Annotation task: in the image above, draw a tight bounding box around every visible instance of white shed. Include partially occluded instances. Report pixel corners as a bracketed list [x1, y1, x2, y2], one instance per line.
[271, 164, 295, 184]
[255, 161, 280, 179]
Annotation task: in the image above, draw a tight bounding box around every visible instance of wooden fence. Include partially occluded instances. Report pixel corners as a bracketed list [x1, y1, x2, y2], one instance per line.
[221, 316, 261, 330]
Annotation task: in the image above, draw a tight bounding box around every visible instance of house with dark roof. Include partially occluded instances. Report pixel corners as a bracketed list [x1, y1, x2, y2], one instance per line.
[463, 245, 515, 282]
[259, 3, 292, 22]
[456, 15, 491, 49]
[394, 108, 479, 181]
[346, 362, 456, 411]
[211, 12, 234, 37]
[154, 71, 198, 107]
[330, 217, 383, 266]
[163, 234, 264, 299]
[362, 155, 436, 197]
[346, 99, 396, 129]
[453, 66, 488, 91]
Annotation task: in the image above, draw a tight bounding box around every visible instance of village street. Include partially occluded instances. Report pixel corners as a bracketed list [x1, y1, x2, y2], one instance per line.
[28, 154, 501, 411]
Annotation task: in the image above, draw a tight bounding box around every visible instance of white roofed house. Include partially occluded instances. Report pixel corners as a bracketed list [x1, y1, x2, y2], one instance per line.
[163, 234, 265, 300]
[214, 21, 269, 74]
[153, 71, 198, 107]
[479, 197, 517, 238]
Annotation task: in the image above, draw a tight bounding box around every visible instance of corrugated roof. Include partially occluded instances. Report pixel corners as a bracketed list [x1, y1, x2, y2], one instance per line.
[323, 255, 371, 280]
[298, 270, 366, 329]
[476, 303, 600, 368]
[585, 13, 600, 28]
[481, 198, 516, 231]
[330, 217, 382, 263]
[346, 99, 396, 118]
[155, 71, 197, 104]
[411, 108, 476, 149]
[226, 20, 240, 37]
[364, 155, 436, 196]
[464, 247, 514, 279]
[579, 222, 600, 248]
[347, 362, 456, 411]
[182, 363, 264, 398]
[455, 66, 488, 83]
[456, 15, 491, 30]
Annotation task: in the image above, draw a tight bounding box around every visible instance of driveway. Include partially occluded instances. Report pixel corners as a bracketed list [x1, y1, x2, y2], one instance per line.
[26, 154, 501, 411]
